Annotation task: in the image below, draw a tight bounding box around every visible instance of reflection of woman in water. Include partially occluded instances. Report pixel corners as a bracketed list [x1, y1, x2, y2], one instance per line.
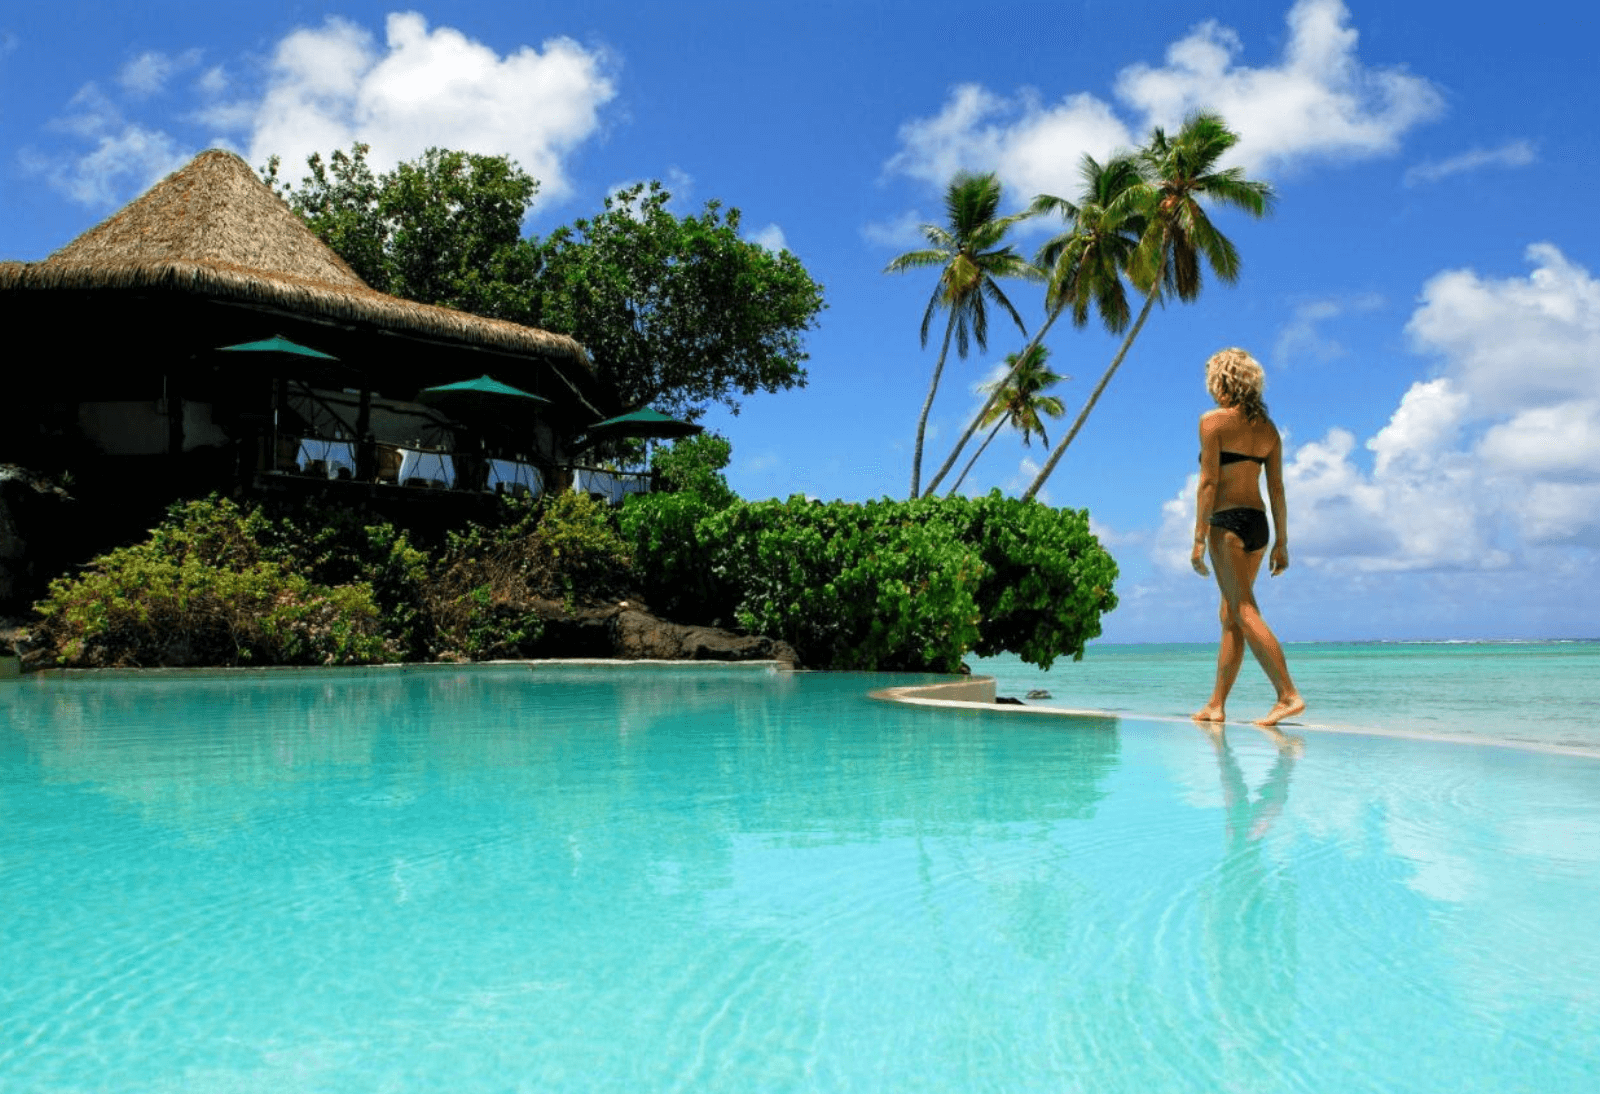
[1191, 348, 1305, 727]
[1200, 721, 1302, 1092]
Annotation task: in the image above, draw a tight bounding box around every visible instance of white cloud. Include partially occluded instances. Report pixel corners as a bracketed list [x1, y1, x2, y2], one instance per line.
[1404, 139, 1537, 187]
[1155, 244, 1600, 574]
[118, 49, 202, 98]
[36, 15, 615, 213]
[195, 65, 229, 97]
[47, 125, 190, 206]
[248, 13, 616, 201]
[748, 223, 787, 253]
[886, 0, 1442, 202]
[1478, 402, 1600, 480]
[52, 82, 121, 138]
[862, 209, 927, 250]
[1406, 243, 1600, 408]
[1012, 456, 1049, 505]
[1116, 0, 1443, 174]
[884, 84, 1133, 200]
[1273, 292, 1384, 364]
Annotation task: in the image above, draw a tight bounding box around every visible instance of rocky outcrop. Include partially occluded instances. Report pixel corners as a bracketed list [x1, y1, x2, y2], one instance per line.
[0, 466, 75, 617]
[611, 608, 799, 664]
[521, 599, 799, 666]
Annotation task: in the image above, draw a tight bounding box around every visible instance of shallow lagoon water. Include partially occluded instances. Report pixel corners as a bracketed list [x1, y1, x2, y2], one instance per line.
[2, 664, 1597, 1092]
[981, 639, 1600, 754]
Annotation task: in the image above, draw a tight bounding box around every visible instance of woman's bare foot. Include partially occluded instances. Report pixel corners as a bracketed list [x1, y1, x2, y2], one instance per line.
[1192, 703, 1226, 723]
[1254, 695, 1305, 727]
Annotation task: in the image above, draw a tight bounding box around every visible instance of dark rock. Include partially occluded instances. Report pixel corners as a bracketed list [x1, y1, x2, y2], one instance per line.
[0, 466, 75, 616]
[996, 696, 1025, 705]
[508, 600, 800, 667]
[612, 609, 800, 666]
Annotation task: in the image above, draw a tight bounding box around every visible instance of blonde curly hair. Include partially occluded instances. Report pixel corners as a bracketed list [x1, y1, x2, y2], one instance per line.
[1205, 347, 1269, 423]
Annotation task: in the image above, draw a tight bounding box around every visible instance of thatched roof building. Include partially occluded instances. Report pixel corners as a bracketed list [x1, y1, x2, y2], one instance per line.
[0, 148, 627, 532]
[0, 148, 591, 372]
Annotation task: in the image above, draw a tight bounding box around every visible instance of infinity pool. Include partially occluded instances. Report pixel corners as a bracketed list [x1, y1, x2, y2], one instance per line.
[2, 665, 1597, 1092]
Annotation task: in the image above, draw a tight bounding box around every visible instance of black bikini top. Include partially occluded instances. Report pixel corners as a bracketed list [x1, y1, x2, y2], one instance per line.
[1219, 450, 1267, 466]
[1200, 450, 1269, 466]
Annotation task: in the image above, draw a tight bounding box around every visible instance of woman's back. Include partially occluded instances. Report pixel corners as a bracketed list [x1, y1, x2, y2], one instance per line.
[1201, 406, 1278, 511]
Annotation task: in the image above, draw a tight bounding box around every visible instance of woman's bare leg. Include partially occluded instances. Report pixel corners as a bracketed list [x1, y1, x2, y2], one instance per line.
[1193, 594, 1245, 722]
[1208, 530, 1304, 726]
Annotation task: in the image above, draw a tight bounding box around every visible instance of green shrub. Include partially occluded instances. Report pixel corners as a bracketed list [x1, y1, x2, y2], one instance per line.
[618, 491, 727, 623]
[35, 498, 393, 667]
[923, 493, 1119, 668]
[424, 492, 632, 659]
[624, 491, 1117, 672]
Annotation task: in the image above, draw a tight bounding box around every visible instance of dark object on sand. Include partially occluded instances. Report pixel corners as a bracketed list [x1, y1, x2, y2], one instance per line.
[996, 696, 1025, 705]
[1026, 688, 1052, 699]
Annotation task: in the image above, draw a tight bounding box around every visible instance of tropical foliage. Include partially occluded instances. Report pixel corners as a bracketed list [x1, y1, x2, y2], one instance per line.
[1022, 113, 1273, 499]
[263, 143, 541, 320]
[35, 484, 1117, 674]
[649, 433, 738, 509]
[32, 494, 629, 668]
[885, 172, 1038, 498]
[621, 491, 1117, 672]
[533, 182, 824, 420]
[916, 112, 1272, 500]
[32, 497, 400, 668]
[948, 344, 1067, 494]
[265, 147, 826, 424]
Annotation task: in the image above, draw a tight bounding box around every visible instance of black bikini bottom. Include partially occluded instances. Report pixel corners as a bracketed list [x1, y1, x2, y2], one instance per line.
[1208, 508, 1269, 552]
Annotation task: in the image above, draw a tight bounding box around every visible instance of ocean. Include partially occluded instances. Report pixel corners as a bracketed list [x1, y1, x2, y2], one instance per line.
[976, 639, 1600, 757]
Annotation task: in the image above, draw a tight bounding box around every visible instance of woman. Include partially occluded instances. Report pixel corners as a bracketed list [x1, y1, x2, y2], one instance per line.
[1191, 348, 1305, 727]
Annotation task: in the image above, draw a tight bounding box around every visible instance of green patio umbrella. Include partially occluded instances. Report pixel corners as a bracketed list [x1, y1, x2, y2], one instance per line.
[217, 335, 337, 359]
[416, 375, 551, 419]
[576, 408, 702, 449]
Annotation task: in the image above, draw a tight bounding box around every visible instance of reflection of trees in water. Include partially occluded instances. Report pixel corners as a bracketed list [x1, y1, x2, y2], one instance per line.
[1198, 724, 1302, 1093]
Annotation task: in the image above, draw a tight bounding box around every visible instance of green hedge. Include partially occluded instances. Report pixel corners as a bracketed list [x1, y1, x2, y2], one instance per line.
[34, 490, 1118, 673]
[621, 491, 1117, 672]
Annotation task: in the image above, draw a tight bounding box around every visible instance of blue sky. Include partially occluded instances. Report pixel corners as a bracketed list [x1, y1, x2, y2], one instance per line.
[4, 0, 1598, 644]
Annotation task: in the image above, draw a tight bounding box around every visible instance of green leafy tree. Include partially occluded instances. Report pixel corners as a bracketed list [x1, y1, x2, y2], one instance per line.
[948, 344, 1067, 494]
[266, 151, 825, 423]
[533, 181, 825, 421]
[1022, 113, 1272, 500]
[263, 143, 542, 320]
[921, 153, 1144, 496]
[649, 433, 737, 509]
[885, 172, 1038, 499]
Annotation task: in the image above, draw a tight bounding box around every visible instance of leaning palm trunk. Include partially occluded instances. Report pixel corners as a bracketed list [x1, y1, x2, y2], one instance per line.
[909, 321, 958, 498]
[1021, 274, 1162, 502]
[921, 305, 1067, 497]
[947, 419, 1007, 495]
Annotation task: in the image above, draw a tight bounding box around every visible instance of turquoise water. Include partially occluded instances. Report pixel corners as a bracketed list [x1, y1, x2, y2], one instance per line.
[2, 663, 1598, 1092]
[980, 640, 1600, 754]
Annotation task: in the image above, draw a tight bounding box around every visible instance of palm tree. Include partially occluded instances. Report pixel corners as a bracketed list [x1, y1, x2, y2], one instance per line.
[921, 153, 1144, 497]
[1022, 112, 1273, 501]
[948, 344, 1067, 494]
[885, 172, 1037, 498]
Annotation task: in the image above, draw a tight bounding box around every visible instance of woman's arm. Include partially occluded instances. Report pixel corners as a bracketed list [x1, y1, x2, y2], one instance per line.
[1265, 426, 1290, 576]
[1193, 415, 1221, 576]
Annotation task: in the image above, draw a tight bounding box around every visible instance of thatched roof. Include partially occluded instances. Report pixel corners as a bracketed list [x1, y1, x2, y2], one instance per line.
[0, 149, 589, 368]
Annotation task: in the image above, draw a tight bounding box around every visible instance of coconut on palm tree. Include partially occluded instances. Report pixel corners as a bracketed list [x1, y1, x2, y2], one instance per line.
[1022, 112, 1273, 501]
[884, 172, 1037, 499]
[948, 343, 1067, 494]
[921, 153, 1144, 497]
